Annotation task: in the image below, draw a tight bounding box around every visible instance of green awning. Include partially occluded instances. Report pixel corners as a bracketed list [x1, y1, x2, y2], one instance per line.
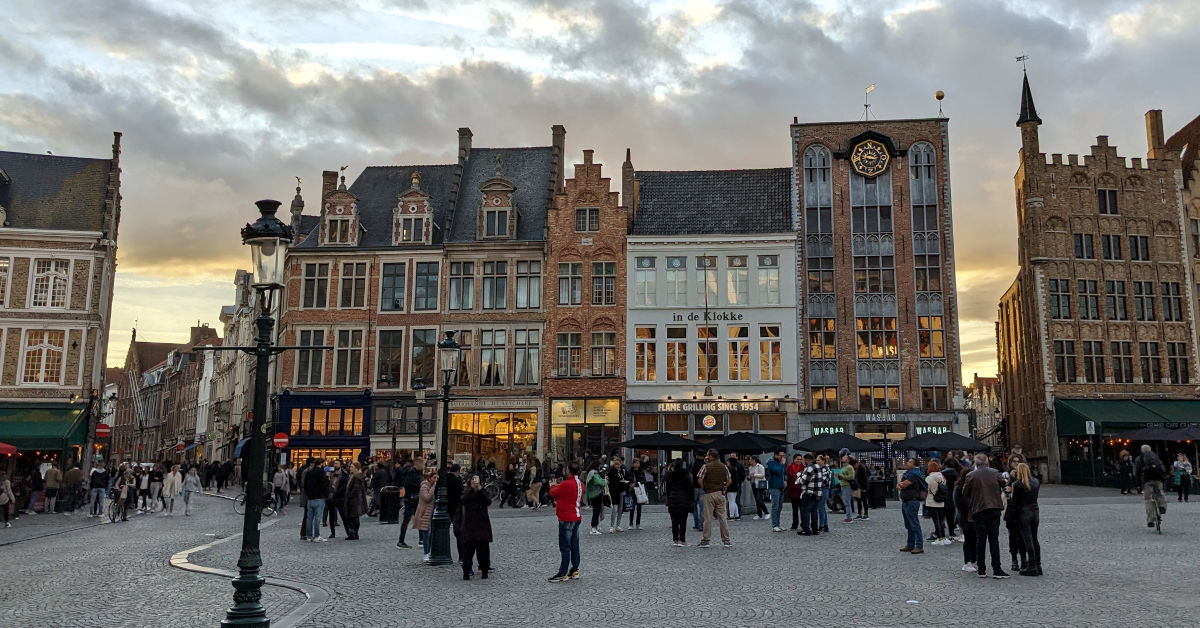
[0, 405, 87, 451]
[1055, 399, 1165, 435]
[1128, 399, 1200, 426]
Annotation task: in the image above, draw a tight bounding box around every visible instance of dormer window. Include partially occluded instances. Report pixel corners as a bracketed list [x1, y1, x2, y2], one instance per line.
[328, 217, 353, 243]
[484, 203, 509, 238]
[393, 171, 432, 245]
[479, 160, 516, 240]
[400, 217, 424, 242]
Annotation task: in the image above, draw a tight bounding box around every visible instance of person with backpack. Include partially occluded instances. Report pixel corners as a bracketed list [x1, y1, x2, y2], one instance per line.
[584, 459, 608, 535]
[923, 460, 949, 544]
[1133, 444, 1168, 528]
[897, 458, 926, 554]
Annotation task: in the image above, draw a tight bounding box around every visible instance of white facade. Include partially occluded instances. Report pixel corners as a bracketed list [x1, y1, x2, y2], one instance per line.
[625, 234, 799, 402]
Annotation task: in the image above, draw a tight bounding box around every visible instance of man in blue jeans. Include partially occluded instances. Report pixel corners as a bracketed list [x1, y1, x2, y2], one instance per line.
[898, 458, 926, 554]
[547, 462, 583, 582]
[766, 449, 787, 531]
[302, 458, 329, 542]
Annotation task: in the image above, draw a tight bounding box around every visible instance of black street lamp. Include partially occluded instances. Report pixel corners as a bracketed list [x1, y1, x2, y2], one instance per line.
[427, 331, 460, 566]
[413, 378, 427, 455]
[198, 200, 329, 628]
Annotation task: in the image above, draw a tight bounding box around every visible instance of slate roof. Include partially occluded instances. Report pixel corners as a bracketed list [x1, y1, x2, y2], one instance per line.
[1017, 71, 1041, 126]
[0, 151, 114, 231]
[446, 147, 554, 243]
[132, 341, 179, 375]
[631, 168, 793, 236]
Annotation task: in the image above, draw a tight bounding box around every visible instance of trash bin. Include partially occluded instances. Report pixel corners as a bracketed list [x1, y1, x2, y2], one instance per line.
[379, 486, 401, 524]
[867, 478, 889, 509]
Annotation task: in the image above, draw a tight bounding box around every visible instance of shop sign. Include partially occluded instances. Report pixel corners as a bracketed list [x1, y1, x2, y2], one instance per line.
[671, 311, 745, 322]
[700, 415, 718, 430]
[586, 399, 620, 422]
[655, 401, 767, 413]
[812, 426, 845, 435]
[915, 425, 949, 434]
[552, 399, 585, 422]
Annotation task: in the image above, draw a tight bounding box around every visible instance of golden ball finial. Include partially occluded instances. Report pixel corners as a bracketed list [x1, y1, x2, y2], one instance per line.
[935, 90, 945, 101]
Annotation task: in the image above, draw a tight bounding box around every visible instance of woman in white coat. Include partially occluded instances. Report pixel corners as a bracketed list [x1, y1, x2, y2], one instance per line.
[162, 465, 183, 516]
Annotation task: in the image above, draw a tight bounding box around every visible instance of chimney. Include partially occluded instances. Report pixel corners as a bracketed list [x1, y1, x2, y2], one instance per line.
[551, 124, 566, 194]
[622, 148, 636, 220]
[1146, 109, 1165, 160]
[458, 127, 473, 164]
[321, 171, 338, 204]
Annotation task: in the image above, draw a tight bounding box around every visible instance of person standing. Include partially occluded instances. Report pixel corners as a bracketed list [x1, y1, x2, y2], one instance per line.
[1173, 454, 1192, 503]
[726, 453, 745, 521]
[326, 460, 348, 539]
[584, 460, 607, 535]
[182, 467, 201, 516]
[797, 454, 822, 536]
[953, 465, 977, 572]
[837, 456, 856, 524]
[547, 462, 583, 582]
[627, 458, 650, 529]
[815, 455, 833, 532]
[296, 460, 312, 539]
[691, 452, 706, 532]
[606, 457, 627, 534]
[962, 453, 1009, 578]
[303, 458, 329, 542]
[1118, 451, 1135, 495]
[786, 453, 806, 531]
[525, 457, 544, 510]
[116, 469, 136, 522]
[923, 460, 948, 544]
[343, 462, 366, 540]
[63, 465, 84, 515]
[43, 465, 62, 514]
[459, 474, 493, 580]
[149, 464, 164, 513]
[664, 459, 695, 546]
[25, 465, 43, 514]
[162, 464, 183, 516]
[898, 458, 926, 554]
[0, 472, 14, 527]
[272, 465, 290, 512]
[697, 449, 731, 548]
[89, 464, 109, 518]
[940, 457, 961, 539]
[415, 468, 437, 561]
[747, 456, 768, 521]
[396, 459, 422, 549]
[853, 457, 870, 520]
[765, 449, 787, 531]
[446, 463, 464, 561]
[1011, 462, 1041, 576]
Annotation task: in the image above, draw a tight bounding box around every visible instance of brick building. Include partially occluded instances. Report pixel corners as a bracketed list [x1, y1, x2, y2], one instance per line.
[997, 72, 1200, 481]
[792, 116, 965, 455]
[0, 134, 123, 472]
[275, 126, 566, 468]
[112, 332, 174, 462]
[543, 149, 626, 461]
[966, 373, 1003, 448]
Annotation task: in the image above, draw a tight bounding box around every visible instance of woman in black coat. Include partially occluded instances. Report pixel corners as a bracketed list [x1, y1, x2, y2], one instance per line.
[664, 459, 695, 546]
[459, 475, 493, 580]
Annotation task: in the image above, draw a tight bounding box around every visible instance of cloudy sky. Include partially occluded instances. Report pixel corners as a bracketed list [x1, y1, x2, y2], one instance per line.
[2, 0, 1198, 381]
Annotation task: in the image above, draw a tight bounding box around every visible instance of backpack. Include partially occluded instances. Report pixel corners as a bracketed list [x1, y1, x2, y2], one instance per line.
[1143, 457, 1166, 481]
[932, 479, 948, 503]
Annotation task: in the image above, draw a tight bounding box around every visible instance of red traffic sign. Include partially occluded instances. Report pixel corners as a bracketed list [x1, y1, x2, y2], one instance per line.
[177, 442, 185, 452]
[272, 432, 289, 448]
[95, 423, 112, 439]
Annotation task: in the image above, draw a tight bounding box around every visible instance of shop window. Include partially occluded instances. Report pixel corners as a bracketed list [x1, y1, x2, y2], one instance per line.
[730, 414, 753, 431]
[663, 414, 687, 432]
[634, 414, 658, 432]
[759, 413, 786, 432]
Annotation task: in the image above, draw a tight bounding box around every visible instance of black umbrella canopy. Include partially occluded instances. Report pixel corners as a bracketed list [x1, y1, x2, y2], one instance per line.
[793, 432, 876, 453]
[896, 431, 990, 453]
[1112, 426, 1178, 441]
[1167, 426, 1200, 440]
[707, 432, 776, 454]
[617, 432, 704, 450]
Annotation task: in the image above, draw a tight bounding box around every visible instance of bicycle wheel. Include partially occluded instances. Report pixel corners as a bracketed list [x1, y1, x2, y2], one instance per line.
[485, 483, 500, 502]
[233, 494, 246, 515]
[107, 500, 118, 523]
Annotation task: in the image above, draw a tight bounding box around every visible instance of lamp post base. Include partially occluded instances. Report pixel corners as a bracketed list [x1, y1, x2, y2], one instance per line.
[221, 572, 269, 627]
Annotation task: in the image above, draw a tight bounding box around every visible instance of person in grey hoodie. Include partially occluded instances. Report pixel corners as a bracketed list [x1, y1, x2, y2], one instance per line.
[181, 467, 202, 516]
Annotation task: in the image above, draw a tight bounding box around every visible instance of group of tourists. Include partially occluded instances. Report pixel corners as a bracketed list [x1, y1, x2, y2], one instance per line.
[1117, 448, 1194, 504]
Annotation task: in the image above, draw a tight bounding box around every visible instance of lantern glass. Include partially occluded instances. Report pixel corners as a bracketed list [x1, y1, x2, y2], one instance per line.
[248, 236, 288, 288]
[438, 333, 461, 376]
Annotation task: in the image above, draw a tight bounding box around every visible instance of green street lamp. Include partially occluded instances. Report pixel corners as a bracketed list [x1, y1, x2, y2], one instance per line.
[427, 331, 460, 566]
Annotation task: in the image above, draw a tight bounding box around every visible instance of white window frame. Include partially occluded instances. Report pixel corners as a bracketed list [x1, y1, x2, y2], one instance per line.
[634, 257, 656, 306]
[0, 257, 11, 308]
[757, 256, 780, 305]
[634, 327, 656, 382]
[726, 257, 748, 305]
[20, 328, 66, 385]
[301, 262, 330, 309]
[30, 259, 71, 309]
[294, 328, 327, 386]
[758, 324, 782, 382]
[333, 328, 364, 387]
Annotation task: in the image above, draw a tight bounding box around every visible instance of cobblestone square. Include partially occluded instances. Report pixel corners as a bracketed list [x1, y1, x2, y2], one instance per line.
[1, 486, 1196, 627]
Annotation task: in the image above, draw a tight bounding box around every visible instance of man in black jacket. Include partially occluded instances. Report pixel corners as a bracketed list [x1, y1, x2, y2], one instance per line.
[326, 460, 348, 539]
[727, 454, 746, 520]
[302, 458, 330, 542]
[397, 459, 422, 549]
[447, 463, 464, 562]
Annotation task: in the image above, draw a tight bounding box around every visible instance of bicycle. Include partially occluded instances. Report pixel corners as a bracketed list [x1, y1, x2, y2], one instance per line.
[233, 483, 277, 518]
[1148, 482, 1164, 534]
[107, 497, 122, 523]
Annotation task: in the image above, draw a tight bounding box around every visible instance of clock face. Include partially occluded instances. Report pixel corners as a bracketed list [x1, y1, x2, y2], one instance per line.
[850, 139, 890, 178]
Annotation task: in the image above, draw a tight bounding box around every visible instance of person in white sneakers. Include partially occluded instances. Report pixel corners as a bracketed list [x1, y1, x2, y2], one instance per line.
[924, 460, 950, 545]
[162, 464, 183, 516]
[747, 457, 767, 520]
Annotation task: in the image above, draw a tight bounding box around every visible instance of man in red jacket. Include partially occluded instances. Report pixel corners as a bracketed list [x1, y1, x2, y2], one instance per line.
[786, 454, 806, 531]
[548, 462, 583, 582]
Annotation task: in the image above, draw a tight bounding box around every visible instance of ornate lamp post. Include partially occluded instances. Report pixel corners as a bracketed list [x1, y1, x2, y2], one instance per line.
[427, 331, 460, 566]
[413, 378, 427, 455]
[197, 200, 329, 627]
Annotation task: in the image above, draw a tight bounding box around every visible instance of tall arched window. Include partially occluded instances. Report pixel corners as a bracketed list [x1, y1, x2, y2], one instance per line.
[909, 141, 947, 410]
[803, 145, 837, 409]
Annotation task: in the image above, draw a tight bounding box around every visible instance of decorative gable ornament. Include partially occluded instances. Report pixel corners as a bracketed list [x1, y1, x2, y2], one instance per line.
[394, 170, 432, 245]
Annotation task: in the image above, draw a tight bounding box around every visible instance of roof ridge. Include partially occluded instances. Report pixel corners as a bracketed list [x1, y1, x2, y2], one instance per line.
[361, 163, 456, 170]
[638, 167, 790, 174]
[472, 146, 552, 151]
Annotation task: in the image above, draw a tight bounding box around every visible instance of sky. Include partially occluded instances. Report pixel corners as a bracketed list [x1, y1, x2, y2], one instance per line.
[2, 0, 1198, 383]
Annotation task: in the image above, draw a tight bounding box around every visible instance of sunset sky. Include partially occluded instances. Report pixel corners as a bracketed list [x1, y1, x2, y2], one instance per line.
[2, 0, 1198, 381]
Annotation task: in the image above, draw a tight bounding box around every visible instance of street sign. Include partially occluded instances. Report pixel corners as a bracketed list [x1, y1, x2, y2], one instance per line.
[177, 442, 185, 452]
[95, 423, 112, 439]
[1085, 420, 1096, 435]
[272, 432, 289, 448]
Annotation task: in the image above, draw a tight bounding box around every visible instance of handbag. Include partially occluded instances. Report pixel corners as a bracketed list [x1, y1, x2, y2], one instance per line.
[603, 494, 612, 508]
[633, 484, 649, 505]
[622, 493, 635, 512]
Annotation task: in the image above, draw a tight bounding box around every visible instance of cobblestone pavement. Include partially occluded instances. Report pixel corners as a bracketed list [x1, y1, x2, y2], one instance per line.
[4, 485, 1198, 627]
[0, 494, 303, 628]
[182, 484, 1199, 627]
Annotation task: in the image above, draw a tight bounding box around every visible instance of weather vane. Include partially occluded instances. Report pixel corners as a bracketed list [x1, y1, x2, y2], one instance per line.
[1016, 54, 1029, 71]
[861, 83, 876, 121]
[339, 165, 348, 188]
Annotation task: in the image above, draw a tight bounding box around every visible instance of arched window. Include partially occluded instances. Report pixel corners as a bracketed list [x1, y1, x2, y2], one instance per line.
[909, 142, 938, 232]
[803, 145, 833, 233]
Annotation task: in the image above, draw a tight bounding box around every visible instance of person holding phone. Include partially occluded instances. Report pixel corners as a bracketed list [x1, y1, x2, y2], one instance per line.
[460, 474, 493, 580]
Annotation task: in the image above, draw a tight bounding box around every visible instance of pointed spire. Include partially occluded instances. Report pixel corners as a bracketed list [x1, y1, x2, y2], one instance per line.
[290, 176, 304, 214]
[1017, 70, 1041, 126]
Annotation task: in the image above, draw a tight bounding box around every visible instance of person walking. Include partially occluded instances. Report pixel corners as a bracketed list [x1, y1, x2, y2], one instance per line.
[923, 460, 948, 544]
[786, 453, 805, 531]
[664, 459, 695, 546]
[962, 453, 1009, 578]
[837, 456, 856, 524]
[691, 452, 706, 532]
[853, 457, 870, 520]
[343, 462, 366, 540]
[1173, 454, 1192, 503]
[747, 456, 768, 520]
[548, 462, 584, 582]
[149, 464, 164, 513]
[1011, 462, 1041, 576]
[0, 472, 14, 527]
[182, 467, 201, 516]
[606, 457, 627, 533]
[697, 449, 731, 548]
[1118, 451, 1135, 495]
[525, 457, 544, 510]
[116, 469, 136, 522]
[162, 464, 183, 516]
[726, 453, 745, 521]
[459, 474, 493, 580]
[898, 458, 926, 554]
[396, 459, 422, 549]
[797, 454, 822, 536]
[766, 449, 787, 531]
[953, 465, 977, 572]
[326, 460, 348, 539]
[415, 467, 437, 561]
[43, 464, 62, 514]
[272, 464, 290, 512]
[1133, 444, 1168, 528]
[303, 458, 330, 542]
[584, 460, 607, 535]
[627, 458, 650, 529]
[296, 460, 312, 540]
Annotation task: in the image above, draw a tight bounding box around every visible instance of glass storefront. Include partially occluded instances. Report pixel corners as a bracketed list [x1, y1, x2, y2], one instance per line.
[288, 447, 364, 465]
[549, 398, 621, 463]
[449, 411, 537, 470]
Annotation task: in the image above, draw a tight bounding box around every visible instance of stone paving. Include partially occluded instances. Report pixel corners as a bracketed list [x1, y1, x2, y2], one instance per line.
[2, 485, 1198, 627]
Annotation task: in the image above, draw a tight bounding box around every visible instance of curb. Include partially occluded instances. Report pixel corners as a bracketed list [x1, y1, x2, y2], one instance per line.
[170, 516, 331, 628]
